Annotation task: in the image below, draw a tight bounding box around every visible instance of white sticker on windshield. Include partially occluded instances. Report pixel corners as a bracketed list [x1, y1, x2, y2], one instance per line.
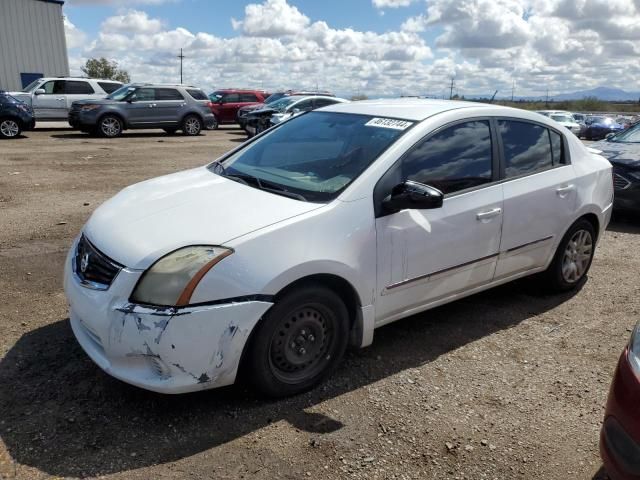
[365, 117, 414, 130]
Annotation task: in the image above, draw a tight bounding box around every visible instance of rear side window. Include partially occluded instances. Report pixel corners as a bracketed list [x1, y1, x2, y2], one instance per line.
[314, 98, 339, 108]
[65, 81, 95, 94]
[155, 88, 184, 100]
[402, 120, 493, 194]
[499, 120, 553, 178]
[186, 89, 208, 100]
[549, 130, 565, 166]
[240, 93, 259, 102]
[98, 82, 121, 94]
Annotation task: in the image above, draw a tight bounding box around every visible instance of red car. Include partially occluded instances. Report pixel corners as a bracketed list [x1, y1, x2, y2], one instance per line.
[600, 322, 640, 479]
[207, 89, 268, 128]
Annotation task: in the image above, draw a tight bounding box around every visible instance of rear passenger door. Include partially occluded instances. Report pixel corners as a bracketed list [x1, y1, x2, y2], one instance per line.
[495, 119, 577, 278]
[153, 88, 186, 125]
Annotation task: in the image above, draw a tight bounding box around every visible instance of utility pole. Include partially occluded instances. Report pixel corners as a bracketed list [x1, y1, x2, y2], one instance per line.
[449, 77, 455, 100]
[545, 87, 549, 106]
[511, 79, 515, 102]
[177, 48, 185, 84]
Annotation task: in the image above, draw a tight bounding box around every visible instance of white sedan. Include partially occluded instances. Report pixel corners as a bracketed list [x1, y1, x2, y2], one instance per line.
[64, 99, 613, 396]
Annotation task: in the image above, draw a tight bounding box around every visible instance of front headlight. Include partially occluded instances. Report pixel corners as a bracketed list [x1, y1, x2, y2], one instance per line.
[628, 321, 640, 375]
[131, 246, 233, 307]
[81, 104, 101, 111]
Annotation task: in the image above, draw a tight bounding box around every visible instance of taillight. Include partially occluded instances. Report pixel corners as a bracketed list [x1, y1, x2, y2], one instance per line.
[207, 102, 214, 109]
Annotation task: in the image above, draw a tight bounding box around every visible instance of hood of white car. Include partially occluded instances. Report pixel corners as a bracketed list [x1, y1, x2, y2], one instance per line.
[84, 167, 322, 269]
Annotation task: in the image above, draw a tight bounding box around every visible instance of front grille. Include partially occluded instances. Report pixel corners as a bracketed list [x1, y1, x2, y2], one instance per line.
[614, 173, 631, 190]
[74, 235, 123, 289]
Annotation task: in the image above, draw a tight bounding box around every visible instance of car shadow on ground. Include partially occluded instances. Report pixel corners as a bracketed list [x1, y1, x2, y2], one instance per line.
[0, 279, 583, 478]
[50, 132, 202, 140]
[607, 215, 640, 234]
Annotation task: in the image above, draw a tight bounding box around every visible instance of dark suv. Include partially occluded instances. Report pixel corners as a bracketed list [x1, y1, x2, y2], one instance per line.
[69, 84, 216, 138]
[0, 91, 35, 139]
[207, 89, 268, 128]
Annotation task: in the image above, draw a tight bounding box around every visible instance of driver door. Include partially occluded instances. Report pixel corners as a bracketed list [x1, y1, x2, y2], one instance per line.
[32, 80, 66, 119]
[375, 120, 504, 323]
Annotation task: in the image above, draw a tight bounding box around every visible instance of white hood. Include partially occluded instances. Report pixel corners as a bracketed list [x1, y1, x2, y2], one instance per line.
[84, 167, 322, 269]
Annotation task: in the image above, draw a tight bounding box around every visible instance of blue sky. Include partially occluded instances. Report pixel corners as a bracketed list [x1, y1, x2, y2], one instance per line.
[61, 0, 640, 97]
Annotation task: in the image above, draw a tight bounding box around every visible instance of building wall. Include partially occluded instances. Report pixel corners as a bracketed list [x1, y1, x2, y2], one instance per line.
[0, 0, 69, 91]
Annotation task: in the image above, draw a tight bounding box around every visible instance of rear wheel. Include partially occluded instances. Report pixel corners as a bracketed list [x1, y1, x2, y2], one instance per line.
[0, 118, 21, 138]
[245, 284, 349, 397]
[182, 115, 202, 136]
[542, 219, 596, 292]
[98, 115, 123, 138]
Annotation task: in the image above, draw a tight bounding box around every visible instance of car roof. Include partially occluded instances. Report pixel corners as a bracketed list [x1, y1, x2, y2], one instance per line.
[321, 98, 501, 121]
[36, 77, 122, 83]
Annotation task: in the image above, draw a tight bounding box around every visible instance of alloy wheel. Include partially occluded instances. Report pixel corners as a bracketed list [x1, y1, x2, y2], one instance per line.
[184, 117, 201, 135]
[0, 120, 20, 138]
[561, 229, 593, 283]
[100, 117, 121, 137]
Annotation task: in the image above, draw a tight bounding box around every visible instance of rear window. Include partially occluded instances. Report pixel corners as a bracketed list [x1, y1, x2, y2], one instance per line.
[98, 82, 121, 94]
[186, 89, 208, 100]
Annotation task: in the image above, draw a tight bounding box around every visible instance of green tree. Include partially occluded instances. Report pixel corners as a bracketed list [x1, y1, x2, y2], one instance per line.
[81, 58, 131, 83]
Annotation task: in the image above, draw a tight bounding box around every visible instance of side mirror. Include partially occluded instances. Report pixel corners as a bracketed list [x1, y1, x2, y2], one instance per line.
[34, 89, 45, 95]
[382, 180, 444, 214]
[292, 108, 301, 114]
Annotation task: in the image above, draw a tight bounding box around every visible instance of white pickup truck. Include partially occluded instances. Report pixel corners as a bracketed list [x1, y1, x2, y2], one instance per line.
[9, 77, 122, 121]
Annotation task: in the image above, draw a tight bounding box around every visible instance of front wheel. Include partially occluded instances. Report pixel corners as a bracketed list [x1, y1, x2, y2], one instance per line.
[182, 115, 202, 136]
[245, 284, 349, 397]
[98, 115, 123, 138]
[542, 219, 596, 292]
[0, 118, 21, 138]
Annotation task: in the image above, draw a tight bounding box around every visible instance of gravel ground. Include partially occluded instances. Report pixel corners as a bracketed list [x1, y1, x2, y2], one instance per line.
[0, 125, 639, 480]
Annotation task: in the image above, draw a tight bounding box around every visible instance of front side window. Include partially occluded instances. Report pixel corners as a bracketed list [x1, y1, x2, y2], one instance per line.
[499, 120, 553, 178]
[107, 85, 136, 101]
[209, 112, 410, 202]
[222, 93, 240, 103]
[65, 81, 95, 94]
[402, 121, 493, 194]
[291, 99, 314, 112]
[132, 88, 155, 101]
[155, 88, 184, 100]
[40, 80, 65, 94]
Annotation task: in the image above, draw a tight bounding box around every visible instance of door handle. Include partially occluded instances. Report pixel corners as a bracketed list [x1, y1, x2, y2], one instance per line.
[476, 208, 502, 221]
[56, 97, 65, 101]
[148, 103, 157, 108]
[556, 184, 575, 198]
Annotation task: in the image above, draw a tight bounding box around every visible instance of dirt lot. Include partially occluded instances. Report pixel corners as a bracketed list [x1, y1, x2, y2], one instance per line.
[1, 125, 639, 480]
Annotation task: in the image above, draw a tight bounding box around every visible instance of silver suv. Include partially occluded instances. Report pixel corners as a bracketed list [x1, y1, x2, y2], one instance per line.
[8, 77, 122, 120]
[68, 84, 216, 138]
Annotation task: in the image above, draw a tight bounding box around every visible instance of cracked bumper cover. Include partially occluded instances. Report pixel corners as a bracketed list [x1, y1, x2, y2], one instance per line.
[64, 245, 273, 394]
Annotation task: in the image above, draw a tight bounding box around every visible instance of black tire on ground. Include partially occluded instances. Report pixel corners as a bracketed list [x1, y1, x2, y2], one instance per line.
[182, 115, 202, 136]
[163, 128, 177, 135]
[541, 218, 596, 292]
[98, 115, 123, 138]
[0, 117, 22, 139]
[245, 284, 350, 398]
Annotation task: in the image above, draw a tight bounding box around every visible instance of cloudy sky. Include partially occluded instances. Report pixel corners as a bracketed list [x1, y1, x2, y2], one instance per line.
[62, 0, 640, 98]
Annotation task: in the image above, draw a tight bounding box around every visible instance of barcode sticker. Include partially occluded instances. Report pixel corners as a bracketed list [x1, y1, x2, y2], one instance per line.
[365, 117, 414, 130]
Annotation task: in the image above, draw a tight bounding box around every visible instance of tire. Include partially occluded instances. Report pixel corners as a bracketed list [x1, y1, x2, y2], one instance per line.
[163, 128, 177, 135]
[182, 115, 202, 136]
[541, 219, 596, 292]
[0, 118, 21, 139]
[245, 284, 350, 397]
[98, 115, 123, 138]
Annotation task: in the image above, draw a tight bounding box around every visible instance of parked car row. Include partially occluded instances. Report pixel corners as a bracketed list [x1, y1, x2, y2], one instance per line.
[537, 110, 631, 141]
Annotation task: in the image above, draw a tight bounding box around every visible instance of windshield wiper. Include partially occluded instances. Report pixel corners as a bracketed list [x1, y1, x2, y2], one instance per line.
[221, 171, 307, 201]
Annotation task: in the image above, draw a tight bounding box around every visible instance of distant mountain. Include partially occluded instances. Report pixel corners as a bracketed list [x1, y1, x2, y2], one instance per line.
[552, 87, 640, 102]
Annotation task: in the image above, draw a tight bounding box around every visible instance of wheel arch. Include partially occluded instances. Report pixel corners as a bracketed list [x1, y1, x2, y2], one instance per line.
[181, 110, 204, 125]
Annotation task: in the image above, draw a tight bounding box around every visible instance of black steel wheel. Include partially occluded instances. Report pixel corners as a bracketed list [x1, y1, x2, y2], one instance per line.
[244, 284, 349, 397]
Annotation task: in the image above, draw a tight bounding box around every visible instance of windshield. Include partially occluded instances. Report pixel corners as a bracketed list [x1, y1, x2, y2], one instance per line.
[21, 79, 42, 92]
[590, 117, 611, 125]
[610, 123, 640, 143]
[107, 85, 136, 101]
[551, 114, 574, 123]
[208, 111, 412, 202]
[268, 97, 299, 113]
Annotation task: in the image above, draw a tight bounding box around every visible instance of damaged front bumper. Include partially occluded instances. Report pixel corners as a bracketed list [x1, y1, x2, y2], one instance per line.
[64, 243, 273, 394]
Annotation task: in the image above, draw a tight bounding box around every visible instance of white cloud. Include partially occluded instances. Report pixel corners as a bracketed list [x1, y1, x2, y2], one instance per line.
[372, 0, 416, 8]
[66, 0, 640, 98]
[64, 16, 87, 49]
